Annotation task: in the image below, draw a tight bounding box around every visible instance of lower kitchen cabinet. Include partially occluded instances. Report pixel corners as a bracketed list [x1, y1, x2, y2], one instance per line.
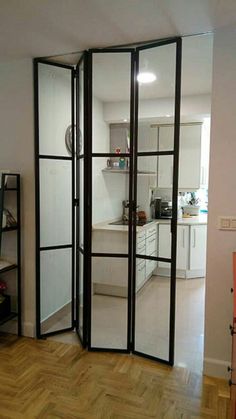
[93, 223, 158, 296]
[156, 223, 207, 278]
[189, 225, 207, 272]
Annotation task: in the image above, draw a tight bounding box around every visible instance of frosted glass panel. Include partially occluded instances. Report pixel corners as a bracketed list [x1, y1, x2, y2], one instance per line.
[38, 63, 72, 156]
[79, 159, 84, 249]
[91, 257, 128, 349]
[92, 52, 131, 153]
[135, 264, 170, 361]
[138, 43, 176, 152]
[40, 248, 72, 334]
[40, 159, 72, 247]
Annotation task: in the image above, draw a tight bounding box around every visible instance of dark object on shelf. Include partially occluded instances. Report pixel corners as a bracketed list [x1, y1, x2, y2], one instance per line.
[0, 295, 11, 320]
[0, 173, 21, 335]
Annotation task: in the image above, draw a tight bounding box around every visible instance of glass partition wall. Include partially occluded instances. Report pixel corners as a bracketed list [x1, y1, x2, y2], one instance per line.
[35, 61, 75, 337]
[35, 37, 181, 366]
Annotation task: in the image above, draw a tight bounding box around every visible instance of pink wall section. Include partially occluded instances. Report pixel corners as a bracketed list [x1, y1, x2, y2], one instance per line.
[204, 25, 236, 378]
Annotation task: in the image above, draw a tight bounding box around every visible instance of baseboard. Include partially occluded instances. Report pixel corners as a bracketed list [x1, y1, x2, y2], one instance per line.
[41, 302, 72, 334]
[156, 267, 205, 279]
[22, 321, 35, 338]
[203, 357, 231, 379]
[93, 283, 127, 298]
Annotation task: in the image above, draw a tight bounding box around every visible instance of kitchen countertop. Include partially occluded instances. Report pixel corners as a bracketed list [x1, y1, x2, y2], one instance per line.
[93, 214, 207, 232]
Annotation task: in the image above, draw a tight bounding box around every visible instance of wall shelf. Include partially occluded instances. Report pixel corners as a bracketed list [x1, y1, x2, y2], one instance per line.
[102, 168, 157, 175]
[0, 312, 17, 326]
[0, 261, 18, 274]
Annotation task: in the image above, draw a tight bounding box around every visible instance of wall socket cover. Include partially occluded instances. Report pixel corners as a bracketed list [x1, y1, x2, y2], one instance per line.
[218, 216, 236, 230]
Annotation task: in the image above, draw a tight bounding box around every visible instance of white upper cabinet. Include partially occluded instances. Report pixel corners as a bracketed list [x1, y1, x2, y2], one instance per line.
[178, 124, 202, 190]
[158, 126, 174, 188]
[137, 124, 158, 173]
[157, 123, 202, 191]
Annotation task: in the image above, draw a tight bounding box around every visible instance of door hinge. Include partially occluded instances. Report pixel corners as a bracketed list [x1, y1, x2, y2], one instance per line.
[74, 198, 79, 207]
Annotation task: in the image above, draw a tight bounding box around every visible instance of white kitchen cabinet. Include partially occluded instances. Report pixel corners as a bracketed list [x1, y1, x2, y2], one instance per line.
[158, 224, 171, 269]
[178, 125, 202, 190]
[158, 224, 188, 271]
[158, 126, 173, 188]
[189, 225, 207, 271]
[92, 222, 158, 295]
[156, 222, 207, 278]
[177, 226, 189, 270]
[157, 123, 202, 190]
[137, 124, 158, 173]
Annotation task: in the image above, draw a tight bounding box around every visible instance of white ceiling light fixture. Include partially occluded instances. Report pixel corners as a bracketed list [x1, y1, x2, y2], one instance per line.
[137, 72, 156, 84]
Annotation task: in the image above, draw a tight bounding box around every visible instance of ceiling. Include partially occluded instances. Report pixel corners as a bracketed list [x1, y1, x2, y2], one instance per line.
[92, 34, 213, 102]
[0, 0, 236, 63]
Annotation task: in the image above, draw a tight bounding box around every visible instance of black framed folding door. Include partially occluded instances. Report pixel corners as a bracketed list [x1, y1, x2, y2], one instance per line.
[132, 38, 182, 365]
[34, 60, 75, 338]
[87, 49, 135, 352]
[75, 54, 87, 346]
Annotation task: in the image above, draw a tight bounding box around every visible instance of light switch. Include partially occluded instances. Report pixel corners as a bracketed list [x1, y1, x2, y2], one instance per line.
[219, 216, 236, 230]
[231, 219, 236, 229]
[220, 218, 231, 229]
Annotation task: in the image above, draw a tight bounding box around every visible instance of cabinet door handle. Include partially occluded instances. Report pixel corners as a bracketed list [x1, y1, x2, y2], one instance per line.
[192, 229, 196, 248]
[182, 230, 185, 248]
[201, 166, 204, 185]
[148, 237, 156, 244]
[138, 264, 145, 272]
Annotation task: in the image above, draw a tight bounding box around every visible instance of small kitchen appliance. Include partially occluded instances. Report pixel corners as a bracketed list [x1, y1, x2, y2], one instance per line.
[155, 198, 172, 219]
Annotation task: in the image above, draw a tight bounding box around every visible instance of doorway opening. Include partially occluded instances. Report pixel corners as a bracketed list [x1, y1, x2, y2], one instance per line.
[34, 33, 213, 372]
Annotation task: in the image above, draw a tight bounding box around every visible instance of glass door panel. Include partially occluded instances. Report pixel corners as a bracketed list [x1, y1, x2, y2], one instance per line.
[39, 159, 72, 247]
[137, 43, 176, 153]
[35, 61, 74, 337]
[133, 39, 181, 365]
[38, 63, 72, 157]
[40, 248, 72, 334]
[75, 56, 86, 345]
[135, 261, 171, 361]
[89, 50, 133, 351]
[91, 256, 128, 349]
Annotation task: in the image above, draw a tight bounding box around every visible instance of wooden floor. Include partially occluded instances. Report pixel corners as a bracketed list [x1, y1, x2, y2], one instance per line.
[0, 334, 231, 419]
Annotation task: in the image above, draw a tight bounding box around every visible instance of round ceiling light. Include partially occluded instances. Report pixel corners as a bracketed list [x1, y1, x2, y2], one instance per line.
[137, 72, 156, 84]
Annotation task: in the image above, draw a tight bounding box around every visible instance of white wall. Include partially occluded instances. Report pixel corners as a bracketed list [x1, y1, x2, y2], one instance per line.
[204, 25, 236, 378]
[0, 59, 35, 337]
[104, 94, 211, 122]
[92, 97, 128, 224]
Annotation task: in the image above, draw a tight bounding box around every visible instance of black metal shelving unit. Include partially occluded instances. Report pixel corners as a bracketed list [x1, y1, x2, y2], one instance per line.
[0, 173, 21, 336]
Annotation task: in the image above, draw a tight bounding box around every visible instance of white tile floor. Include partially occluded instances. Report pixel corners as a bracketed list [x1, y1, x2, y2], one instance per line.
[49, 276, 205, 374]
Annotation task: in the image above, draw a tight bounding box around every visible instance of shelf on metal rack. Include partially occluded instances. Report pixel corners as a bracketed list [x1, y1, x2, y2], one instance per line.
[0, 260, 17, 274]
[1, 225, 18, 232]
[0, 312, 17, 326]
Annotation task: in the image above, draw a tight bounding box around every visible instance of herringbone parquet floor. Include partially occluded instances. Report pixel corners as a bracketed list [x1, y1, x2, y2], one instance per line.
[0, 334, 231, 419]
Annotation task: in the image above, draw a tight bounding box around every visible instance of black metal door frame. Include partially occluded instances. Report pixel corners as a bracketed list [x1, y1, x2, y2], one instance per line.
[34, 36, 181, 365]
[34, 59, 75, 338]
[131, 38, 182, 366]
[82, 37, 182, 364]
[84, 48, 135, 353]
